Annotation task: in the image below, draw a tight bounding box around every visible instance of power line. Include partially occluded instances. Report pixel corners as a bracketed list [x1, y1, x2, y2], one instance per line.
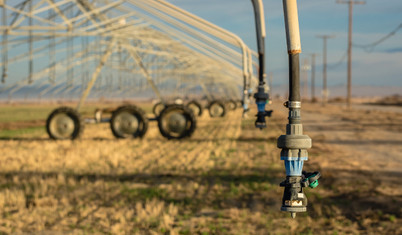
[328, 51, 347, 69]
[329, 23, 402, 69]
[353, 23, 402, 52]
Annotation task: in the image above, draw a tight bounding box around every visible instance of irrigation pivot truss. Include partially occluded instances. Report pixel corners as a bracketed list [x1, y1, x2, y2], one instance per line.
[0, 0, 258, 103]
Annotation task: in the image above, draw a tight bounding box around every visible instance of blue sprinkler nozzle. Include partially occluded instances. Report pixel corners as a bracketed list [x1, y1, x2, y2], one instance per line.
[282, 157, 308, 176]
[254, 85, 272, 129]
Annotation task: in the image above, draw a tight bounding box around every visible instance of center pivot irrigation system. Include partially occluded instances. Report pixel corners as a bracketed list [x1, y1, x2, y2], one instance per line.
[0, 0, 262, 140]
[0, 0, 320, 217]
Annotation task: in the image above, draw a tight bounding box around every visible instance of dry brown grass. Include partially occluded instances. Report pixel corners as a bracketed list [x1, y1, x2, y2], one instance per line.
[0, 102, 401, 234]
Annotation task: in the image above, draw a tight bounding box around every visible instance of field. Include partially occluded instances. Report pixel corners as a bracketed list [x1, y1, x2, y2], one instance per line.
[0, 101, 401, 234]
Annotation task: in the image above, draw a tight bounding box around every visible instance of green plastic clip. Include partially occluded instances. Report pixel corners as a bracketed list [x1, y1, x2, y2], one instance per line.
[309, 180, 319, 188]
[306, 173, 319, 188]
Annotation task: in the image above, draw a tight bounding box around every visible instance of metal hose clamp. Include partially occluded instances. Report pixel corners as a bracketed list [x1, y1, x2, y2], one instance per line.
[284, 101, 301, 109]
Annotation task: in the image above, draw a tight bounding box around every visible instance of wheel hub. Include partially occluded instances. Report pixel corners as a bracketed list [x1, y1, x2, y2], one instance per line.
[166, 112, 186, 134]
[114, 112, 139, 135]
[50, 113, 75, 139]
[210, 104, 223, 117]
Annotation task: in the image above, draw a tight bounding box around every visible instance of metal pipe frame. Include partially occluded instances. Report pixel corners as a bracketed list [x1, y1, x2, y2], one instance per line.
[0, 0, 252, 105]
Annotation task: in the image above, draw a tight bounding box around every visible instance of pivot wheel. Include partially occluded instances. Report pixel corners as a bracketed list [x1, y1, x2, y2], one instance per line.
[208, 100, 226, 118]
[152, 102, 166, 117]
[158, 105, 196, 140]
[227, 100, 237, 111]
[186, 100, 203, 117]
[46, 107, 84, 140]
[110, 105, 148, 138]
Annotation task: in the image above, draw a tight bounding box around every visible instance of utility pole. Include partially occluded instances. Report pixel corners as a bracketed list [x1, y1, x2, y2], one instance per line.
[337, 0, 365, 107]
[268, 71, 273, 92]
[316, 35, 335, 105]
[309, 53, 318, 102]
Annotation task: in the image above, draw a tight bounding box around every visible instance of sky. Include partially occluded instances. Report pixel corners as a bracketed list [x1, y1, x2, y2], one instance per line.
[168, 0, 402, 90]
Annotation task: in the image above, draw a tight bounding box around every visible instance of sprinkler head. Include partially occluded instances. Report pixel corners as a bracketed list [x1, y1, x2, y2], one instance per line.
[280, 176, 307, 217]
[255, 111, 267, 129]
[255, 110, 273, 129]
[279, 171, 321, 218]
[254, 85, 273, 129]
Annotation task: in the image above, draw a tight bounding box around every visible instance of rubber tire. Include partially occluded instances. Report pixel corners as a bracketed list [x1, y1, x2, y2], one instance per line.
[46, 107, 84, 140]
[158, 104, 196, 140]
[208, 100, 226, 118]
[153, 102, 166, 117]
[227, 100, 237, 111]
[110, 105, 148, 139]
[186, 100, 203, 117]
